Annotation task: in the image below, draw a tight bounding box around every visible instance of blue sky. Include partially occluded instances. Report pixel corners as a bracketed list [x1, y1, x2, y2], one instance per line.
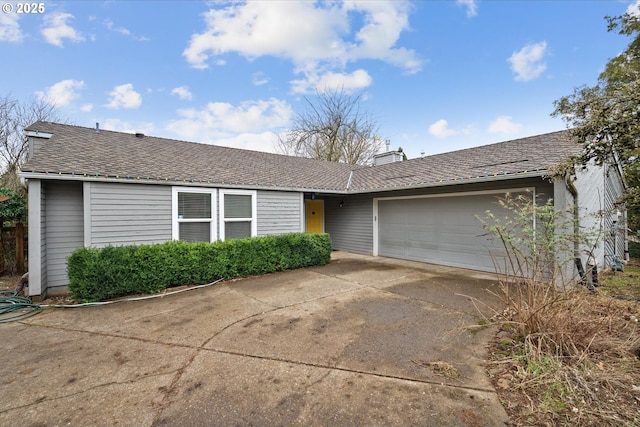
[2, 0, 638, 159]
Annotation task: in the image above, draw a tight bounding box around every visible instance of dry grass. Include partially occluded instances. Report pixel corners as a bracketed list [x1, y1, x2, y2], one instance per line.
[487, 266, 640, 426]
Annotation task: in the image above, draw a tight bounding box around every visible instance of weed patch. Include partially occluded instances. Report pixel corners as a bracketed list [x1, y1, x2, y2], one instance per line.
[480, 194, 640, 426]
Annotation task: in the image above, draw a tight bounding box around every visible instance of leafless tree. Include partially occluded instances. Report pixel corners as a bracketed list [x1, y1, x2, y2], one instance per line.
[0, 94, 64, 192]
[276, 89, 383, 165]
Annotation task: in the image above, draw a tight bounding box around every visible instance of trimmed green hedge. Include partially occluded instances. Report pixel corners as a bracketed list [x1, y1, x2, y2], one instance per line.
[67, 233, 332, 302]
[629, 241, 640, 259]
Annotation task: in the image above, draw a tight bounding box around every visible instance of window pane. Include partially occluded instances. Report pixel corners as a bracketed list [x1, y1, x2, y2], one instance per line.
[178, 192, 211, 219]
[225, 221, 251, 239]
[224, 194, 251, 218]
[179, 222, 210, 242]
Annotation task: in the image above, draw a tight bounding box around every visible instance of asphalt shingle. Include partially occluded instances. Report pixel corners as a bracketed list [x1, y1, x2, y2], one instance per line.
[22, 122, 581, 193]
[23, 121, 358, 192]
[348, 130, 581, 191]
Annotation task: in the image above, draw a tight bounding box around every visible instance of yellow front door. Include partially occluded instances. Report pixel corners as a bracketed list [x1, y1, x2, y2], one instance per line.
[305, 200, 324, 233]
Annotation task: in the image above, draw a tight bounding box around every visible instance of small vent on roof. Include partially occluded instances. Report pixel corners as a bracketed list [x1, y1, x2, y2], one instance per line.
[383, 174, 416, 181]
[135, 132, 145, 138]
[472, 159, 529, 169]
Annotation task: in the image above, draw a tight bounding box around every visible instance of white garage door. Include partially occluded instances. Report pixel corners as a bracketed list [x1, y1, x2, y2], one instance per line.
[377, 192, 522, 272]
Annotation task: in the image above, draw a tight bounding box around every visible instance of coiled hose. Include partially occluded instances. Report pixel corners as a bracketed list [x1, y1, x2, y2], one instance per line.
[0, 290, 43, 323]
[0, 278, 223, 323]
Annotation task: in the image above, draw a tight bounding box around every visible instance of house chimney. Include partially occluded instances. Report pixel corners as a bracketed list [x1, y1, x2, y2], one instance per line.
[373, 150, 404, 166]
[135, 132, 145, 138]
[373, 140, 405, 166]
[95, 122, 100, 132]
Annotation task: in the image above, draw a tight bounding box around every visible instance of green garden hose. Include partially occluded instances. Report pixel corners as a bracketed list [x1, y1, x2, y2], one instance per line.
[0, 290, 43, 323]
[0, 278, 223, 323]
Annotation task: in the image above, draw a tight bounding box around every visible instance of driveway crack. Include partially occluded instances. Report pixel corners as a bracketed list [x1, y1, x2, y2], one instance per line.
[200, 346, 497, 393]
[0, 369, 182, 416]
[151, 348, 200, 425]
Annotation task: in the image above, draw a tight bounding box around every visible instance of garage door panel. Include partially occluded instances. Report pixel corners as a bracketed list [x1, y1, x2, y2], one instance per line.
[378, 193, 519, 272]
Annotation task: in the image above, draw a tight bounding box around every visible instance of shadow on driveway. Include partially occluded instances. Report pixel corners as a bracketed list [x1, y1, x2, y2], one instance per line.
[0, 251, 509, 426]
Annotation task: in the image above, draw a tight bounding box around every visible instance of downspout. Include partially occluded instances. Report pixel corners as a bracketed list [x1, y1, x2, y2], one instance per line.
[565, 174, 579, 252]
[565, 174, 583, 282]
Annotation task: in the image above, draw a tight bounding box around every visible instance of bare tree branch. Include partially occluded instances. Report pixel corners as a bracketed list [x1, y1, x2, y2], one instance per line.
[0, 94, 66, 192]
[276, 88, 383, 165]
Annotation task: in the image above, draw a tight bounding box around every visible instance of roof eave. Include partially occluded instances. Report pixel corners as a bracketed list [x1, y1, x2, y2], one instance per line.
[18, 169, 552, 195]
[343, 170, 551, 194]
[17, 171, 350, 194]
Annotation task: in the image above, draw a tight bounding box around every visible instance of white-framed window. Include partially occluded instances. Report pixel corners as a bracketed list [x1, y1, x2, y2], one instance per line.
[220, 189, 257, 240]
[172, 187, 217, 242]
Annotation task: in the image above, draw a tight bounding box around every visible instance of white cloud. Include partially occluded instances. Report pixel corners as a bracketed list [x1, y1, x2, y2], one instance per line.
[183, 1, 421, 88]
[35, 79, 86, 107]
[508, 41, 548, 82]
[291, 69, 373, 94]
[104, 19, 130, 36]
[0, 12, 23, 42]
[252, 72, 269, 86]
[104, 19, 149, 41]
[167, 98, 291, 136]
[456, 0, 478, 17]
[165, 98, 292, 152]
[171, 86, 193, 101]
[488, 116, 523, 134]
[628, 0, 640, 17]
[41, 12, 85, 47]
[106, 84, 142, 109]
[342, 2, 421, 72]
[428, 119, 459, 138]
[80, 104, 93, 112]
[206, 131, 282, 153]
[101, 119, 155, 135]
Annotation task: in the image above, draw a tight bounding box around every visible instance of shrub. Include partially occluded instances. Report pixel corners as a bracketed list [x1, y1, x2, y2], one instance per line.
[629, 240, 640, 259]
[67, 233, 332, 302]
[478, 193, 602, 358]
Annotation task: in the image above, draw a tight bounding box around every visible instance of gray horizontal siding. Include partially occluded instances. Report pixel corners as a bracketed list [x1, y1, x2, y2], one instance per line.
[44, 181, 83, 292]
[40, 185, 47, 291]
[324, 194, 374, 255]
[89, 182, 172, 247]
[257, 190, 302, 236]
[603, 162, 626, 266]
[572, 163, 610, 268]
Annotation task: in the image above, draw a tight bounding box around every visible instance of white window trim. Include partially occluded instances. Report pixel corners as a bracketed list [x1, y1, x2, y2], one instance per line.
[220, 189, 257, 240]
[172, 187, 218, 242]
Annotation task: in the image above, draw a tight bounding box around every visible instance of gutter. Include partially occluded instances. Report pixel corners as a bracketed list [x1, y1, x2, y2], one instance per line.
[17, 171, 344, 195]
[18, 169, 550, 196]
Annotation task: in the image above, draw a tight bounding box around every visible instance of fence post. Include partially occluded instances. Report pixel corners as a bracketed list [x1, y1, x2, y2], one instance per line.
[0, 220, 4, 273]
[16, 221, 24, 274]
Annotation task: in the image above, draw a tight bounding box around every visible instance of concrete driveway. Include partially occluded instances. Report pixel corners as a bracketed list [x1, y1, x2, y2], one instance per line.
[0, 252, 509, 426]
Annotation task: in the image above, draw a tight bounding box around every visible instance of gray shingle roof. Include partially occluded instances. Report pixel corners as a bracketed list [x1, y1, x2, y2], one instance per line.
[22, 121, 358, 192]
[348, 130, 580, 191]
[21, 122, 581, 193]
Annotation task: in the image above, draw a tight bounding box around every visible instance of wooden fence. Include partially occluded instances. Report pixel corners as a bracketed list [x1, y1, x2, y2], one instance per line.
[1, 223, 27, 275]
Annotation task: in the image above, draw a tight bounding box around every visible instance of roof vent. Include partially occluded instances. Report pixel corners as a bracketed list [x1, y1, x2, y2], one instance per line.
[373, 151, 404, 166]
[135, 132, 145, 138]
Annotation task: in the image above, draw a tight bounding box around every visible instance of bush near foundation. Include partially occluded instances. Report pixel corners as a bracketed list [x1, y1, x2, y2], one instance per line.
[629, 240, 640, 259]
[67, 233, 332, 302]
